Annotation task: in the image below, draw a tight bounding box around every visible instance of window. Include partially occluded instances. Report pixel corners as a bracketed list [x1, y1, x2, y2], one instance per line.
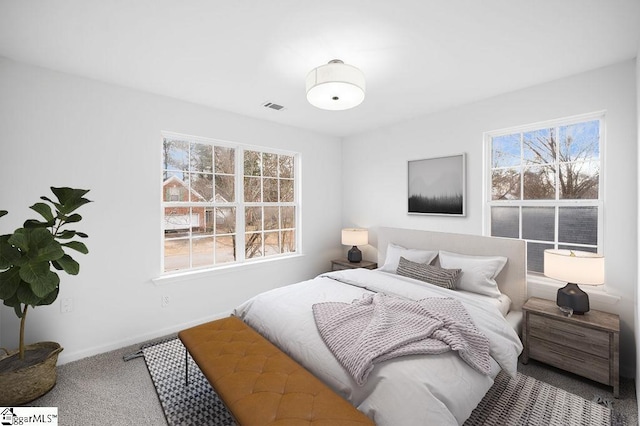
[485, 113, 603, 274]
[162, 133, 298, 273]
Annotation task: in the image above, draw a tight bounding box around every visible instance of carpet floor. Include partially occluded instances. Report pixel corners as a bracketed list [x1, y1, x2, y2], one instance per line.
[143, 338, 627, 426]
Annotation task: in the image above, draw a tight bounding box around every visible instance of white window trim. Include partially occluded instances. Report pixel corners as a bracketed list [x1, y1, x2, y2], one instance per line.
[152, 252, 306, 286]
[482, 111, 606, 278]
[159, 131, 302, 277]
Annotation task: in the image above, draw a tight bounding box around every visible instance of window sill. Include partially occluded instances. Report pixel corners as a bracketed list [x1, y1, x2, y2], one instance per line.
[527, 274, 620, 306]
[152, 253, 306, 286]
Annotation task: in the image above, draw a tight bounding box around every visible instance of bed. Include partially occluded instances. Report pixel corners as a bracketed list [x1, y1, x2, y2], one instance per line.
[234, 227, 526, 425]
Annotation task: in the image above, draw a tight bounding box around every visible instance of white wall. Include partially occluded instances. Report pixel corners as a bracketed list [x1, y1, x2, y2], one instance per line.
[0, 57, 343, 363]
[343, 60, 638, 377]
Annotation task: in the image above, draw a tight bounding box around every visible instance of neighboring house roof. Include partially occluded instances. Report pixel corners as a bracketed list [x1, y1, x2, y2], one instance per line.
[162, 174, 229, 203]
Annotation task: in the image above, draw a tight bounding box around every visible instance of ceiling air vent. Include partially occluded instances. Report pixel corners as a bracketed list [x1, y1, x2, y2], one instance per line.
[262, 101, 285, 111]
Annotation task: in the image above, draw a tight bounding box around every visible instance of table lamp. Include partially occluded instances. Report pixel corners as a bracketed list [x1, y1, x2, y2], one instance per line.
[341, 228, 368, 263]
[543, 249, 604, 315]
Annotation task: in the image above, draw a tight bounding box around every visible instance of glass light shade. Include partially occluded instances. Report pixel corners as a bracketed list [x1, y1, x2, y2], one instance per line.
[341, 228, 368, 246]
[543, 249, 604, 285]
[306, 60, 365, 111]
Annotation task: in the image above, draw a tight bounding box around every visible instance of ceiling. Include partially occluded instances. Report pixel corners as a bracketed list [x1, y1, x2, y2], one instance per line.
[1, 1, 639, 138]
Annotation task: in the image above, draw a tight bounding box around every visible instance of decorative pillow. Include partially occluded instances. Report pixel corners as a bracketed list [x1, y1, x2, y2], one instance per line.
[396, 257, 461, 290]
[438, 250, 508, 298]
[378, 243, 438, 273]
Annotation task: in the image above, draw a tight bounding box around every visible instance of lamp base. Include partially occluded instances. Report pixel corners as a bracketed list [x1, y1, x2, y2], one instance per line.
[347, 246, 362, 263]
[556, 283, 590, 315]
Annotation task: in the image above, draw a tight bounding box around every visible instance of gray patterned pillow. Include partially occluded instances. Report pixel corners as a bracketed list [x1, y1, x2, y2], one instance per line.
[397, 256, 461, 290]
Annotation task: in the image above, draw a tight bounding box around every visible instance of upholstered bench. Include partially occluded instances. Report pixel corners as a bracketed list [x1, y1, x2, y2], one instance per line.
[178, 316, 374, 426]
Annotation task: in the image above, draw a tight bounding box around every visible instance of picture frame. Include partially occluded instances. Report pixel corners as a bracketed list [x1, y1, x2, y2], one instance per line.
[408, 153, 466, 216]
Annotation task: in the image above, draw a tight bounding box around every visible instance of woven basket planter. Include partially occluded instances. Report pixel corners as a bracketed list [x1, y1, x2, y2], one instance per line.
[0, 342, 63, 406]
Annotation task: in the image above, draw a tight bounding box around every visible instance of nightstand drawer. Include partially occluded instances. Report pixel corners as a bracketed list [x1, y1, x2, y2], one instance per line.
[529, 314, 609, 358]
[529, 337, 610, 384]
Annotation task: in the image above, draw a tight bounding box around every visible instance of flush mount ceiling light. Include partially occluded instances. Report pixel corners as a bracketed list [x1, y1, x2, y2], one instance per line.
[306, 59, 365, 111]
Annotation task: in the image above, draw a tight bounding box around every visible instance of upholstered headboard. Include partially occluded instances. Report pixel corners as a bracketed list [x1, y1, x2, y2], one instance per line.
[372, 227, 527, 311]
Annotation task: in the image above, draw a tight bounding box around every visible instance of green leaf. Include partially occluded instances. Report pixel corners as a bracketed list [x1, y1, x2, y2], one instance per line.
[21, 228, 64, 262]
[56, 230, 77, 239]
[32, 239, 64, 263]
[28, 227, 54, 248]
[38, 287, 59, 306]
[23, 219, 54, 228]
[62, 214, 82, 224]
[3, 294, 23, 317]
[18, 259, 50, 284]
[17, 283, 43, 306]
[61, 241, 88, 254]
[10, 228, 59, 258]
[0, 210, 7, 218]
[51, 260, 63, 270]
[8, 229, 30, 252]
[50, 187, 92, 215]
[56, 254, 80, 275]
[51, 187, 90, 203]
[29, 202, 55, 222]
[0, 267, 21, 299]
[28, 270, 59, 298]
[40, 196, 62, 213]
[56, 230, 89, 240]
[0, 234, 21, 269]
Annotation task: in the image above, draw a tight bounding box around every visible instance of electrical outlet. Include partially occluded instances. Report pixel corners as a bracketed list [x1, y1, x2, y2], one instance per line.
[161, 295, 170, 308]
[60, 297, 73, 313]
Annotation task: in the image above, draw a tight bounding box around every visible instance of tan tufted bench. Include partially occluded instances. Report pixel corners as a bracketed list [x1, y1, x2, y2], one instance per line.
[178, 316, 374, 426]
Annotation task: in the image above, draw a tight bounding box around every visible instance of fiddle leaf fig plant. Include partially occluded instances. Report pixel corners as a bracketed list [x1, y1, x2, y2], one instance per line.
[0, 187, 91, 360]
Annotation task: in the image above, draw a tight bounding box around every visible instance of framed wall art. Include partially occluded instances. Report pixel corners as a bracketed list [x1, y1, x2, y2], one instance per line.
[408, 153, 466, 216]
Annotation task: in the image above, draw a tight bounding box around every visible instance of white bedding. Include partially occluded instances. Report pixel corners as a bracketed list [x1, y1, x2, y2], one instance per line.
[458, 291, 512, 317]
[234, 268, 523, 426]
[378, 269, 514, 317]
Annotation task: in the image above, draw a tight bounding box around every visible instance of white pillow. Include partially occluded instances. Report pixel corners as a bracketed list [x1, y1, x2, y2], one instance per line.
[438, 250, 508, 298]
[379, 243, 438, 273]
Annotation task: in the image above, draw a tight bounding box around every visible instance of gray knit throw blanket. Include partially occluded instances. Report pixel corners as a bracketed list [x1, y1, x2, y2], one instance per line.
[313, 294, 491, 385]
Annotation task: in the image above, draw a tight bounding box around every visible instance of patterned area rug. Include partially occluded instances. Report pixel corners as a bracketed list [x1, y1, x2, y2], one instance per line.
[142, 338, 235, 425]
[464, 369, 624, 426]
[142, 338, 622, 426]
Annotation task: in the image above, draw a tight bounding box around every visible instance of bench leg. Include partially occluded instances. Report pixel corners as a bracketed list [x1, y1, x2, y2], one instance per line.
[185, 348, 189, 386]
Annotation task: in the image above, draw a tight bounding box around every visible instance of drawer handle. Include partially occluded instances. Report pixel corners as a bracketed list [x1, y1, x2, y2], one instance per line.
[548, 348, 584, 362]
[549, 326, 585, 338]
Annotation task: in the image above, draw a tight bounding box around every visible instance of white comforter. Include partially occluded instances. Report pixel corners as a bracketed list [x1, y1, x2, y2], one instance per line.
[234, 269, 523, 426]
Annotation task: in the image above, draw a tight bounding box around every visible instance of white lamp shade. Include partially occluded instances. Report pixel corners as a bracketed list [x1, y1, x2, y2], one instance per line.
[543, 249, 604, 286]
[341, 228, 368, 246]
[306, 60, 365, 111]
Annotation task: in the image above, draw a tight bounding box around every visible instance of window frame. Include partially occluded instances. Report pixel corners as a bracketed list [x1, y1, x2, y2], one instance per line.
[483, 111, 605, 276]
[160, 131, 301, 275]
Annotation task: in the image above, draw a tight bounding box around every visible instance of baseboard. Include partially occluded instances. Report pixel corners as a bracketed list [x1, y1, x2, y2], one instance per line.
[56, 310, 233, 365]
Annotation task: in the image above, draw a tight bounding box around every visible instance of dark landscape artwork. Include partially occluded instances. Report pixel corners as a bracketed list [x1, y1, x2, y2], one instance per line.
[408, 154, 465, 216]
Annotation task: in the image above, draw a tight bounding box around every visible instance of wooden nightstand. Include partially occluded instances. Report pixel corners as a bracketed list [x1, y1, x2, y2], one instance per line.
[331, 259, 377, 271]
[522, 297, 619, 397]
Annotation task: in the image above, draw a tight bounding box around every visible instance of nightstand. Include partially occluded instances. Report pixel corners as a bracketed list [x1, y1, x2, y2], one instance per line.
[331, 259, 377, 271]
[521, 297, 619, 397]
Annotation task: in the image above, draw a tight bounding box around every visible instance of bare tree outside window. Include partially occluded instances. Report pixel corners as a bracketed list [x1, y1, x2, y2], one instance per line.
[488, 116, 602, 273]
[243, 150, 297, 259]
[162, 137, 298, 273]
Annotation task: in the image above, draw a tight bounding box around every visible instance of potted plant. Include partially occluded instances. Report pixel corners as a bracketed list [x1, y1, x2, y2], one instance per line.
[0, 187, 91, 405]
